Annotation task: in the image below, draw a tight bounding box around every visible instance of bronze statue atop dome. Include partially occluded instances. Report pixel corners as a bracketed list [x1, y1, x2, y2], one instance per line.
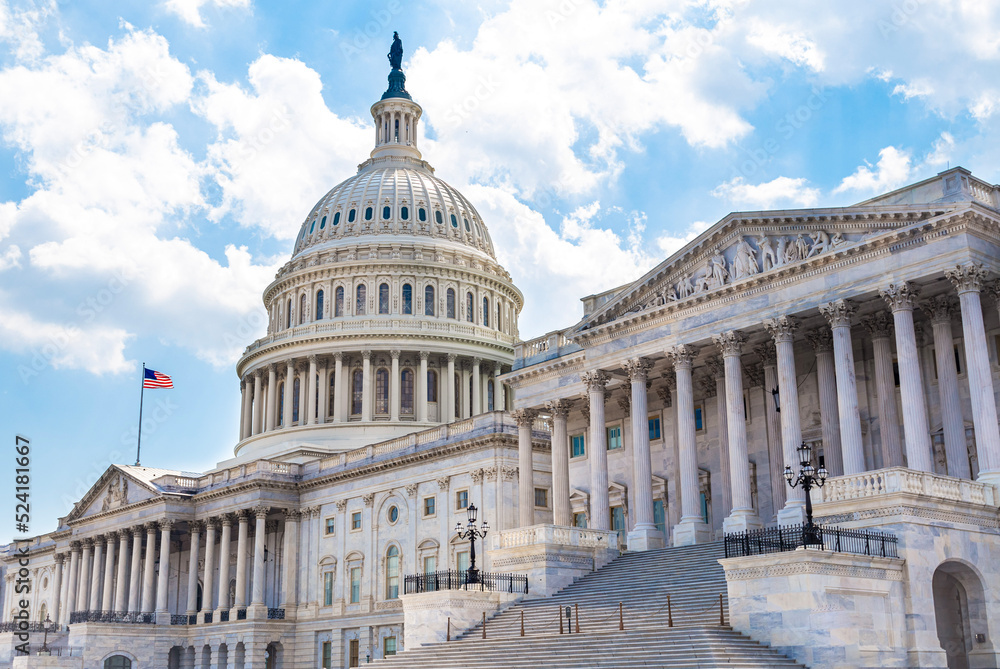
[388, 31, 403, 71]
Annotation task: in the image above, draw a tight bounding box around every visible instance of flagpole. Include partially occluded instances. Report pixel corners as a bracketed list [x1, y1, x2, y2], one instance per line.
[136, 362, 145, 466]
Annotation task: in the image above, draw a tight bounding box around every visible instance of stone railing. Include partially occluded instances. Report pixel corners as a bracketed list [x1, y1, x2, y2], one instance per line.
[817, 467, 997, 506]
[152, 459, 301, 491]
[513, 331, 575, 366]
[491, 524, 619, 551]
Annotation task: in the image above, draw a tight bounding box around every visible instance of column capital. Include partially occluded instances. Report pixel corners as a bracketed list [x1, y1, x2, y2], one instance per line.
[282, 508, 301, 522]
[242, 374, 251, 386]
[144, 521, 158, 533]
[880, 281, 920, 311]
[713, 329, 747, 357]
[418, 350, 430, 361]
[54, 553, 66, 565]
[472, 356, 482, 366]
[446, 353, 457, 362]
[204, 517, 219, 531]
[189, 520, 204, 534]
[404, 483, 418, 498]
[253, 368, 263, 380]
[160, 519, 174, 532]
[117, 528, 131, 540]
[390, 349, 401, 360]
[753, 341, 777, 366]
[667, 344, 699, 368]
[236, 509, 250, 522]
[81, 537, 94, 548]
[494, 361, 503, 374]
[861, 312, 894, 339]
[220, 513, 234, 527]
[623, 357, 653, 382]
[361, 349, 372, 361]
[805, 329, 834, 352]
[945, 262, 988, 294]
[919, 294, 957, 324]
[335, 499, 348, 513]
[252, 505, 270, 520]
[362, 493, 375, 507]
[308, 354, 318, 365]
[437, 475, 451, 490]
[501, 465, 519, 481]
[819, 299, 856, 327]
[581, 369, 610, 391]
[333, 351, 344, 361]
[471, 468, 485, 483]
[266, 362, 277, 373]
[764, 315, 798, 342]
[705, 355, 725, 379]
[546, 399, 572, 418]
[986, 279, 1000, 305]
[511, 408, 539, 426]
[92, 535, 106, 547]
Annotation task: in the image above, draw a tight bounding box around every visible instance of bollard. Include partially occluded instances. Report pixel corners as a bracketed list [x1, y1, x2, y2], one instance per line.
[574, 603, 580, 633]
[483, 611, 487, 639]
[520, 609, 525, 637]
[559, 605, 564, 634]
[447, 616, 451, 642]
[719, 593, 725, 626]
[667, 595, 673, 628]
[619, 602, 624, 631]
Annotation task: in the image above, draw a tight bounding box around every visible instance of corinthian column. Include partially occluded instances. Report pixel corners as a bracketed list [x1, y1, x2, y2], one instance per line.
[65, 542, 80, 619]
[88, 536, 104, 611]
[755, 342, 785, 517]
[155, 521, 173, 613]
[881, 282, 933, 472]
[53, 554, 65, 623]
[252, 371, 263, 435]
[251, 506, 268, 607]
[819, 300, 865, 475]
[234, 511, 249, 608]
[240, 378, 250, 439]
[512, 409, 539, 527]
[265, 364, 278, 431]
[950, 265, 1000, 484]
[333, 353, 345, 423]
[582, 370, 611, 531]
[705, 356, 731, 516]
[668, 345, 710, 545]
[283, 360, 295, 427]
[418, 351, 429, 422]
[280, 510, 300, 608]
[202, 519, 217, 616]
[128, 527, 144, 613]
[140, 523, 157, 613]
[547, 400, 572, 526]
[390, 350, 401, 421]
[921, 295, 969, 478]
[805, 329, 844, 476]
[216, 515, 233, 613]
[764, 316, 806, 524]
[446, 354, 457, 422]
[361, 350, 373, 421]
[186, 521, 202, 616]
[114, 530, 129, 613]
[472, 358, 482, 415]
[862, 314, 904, 468]
[76, 540, 91, 614]
[101, 533, 115, 612]
[307, 355, 318, 425]
[624, 358, 663, 550]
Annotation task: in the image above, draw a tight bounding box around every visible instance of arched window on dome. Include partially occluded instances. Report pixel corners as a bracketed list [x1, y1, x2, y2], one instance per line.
[351, 369, 363, 416]
[435, 210, 443, 225]
[487, 379, 495, 412]
[451, 214, 458, 228]
[427, 370, 438, 403]
[286, 299, 292, 329]
[446, 288, 456, 319]
[375, 368, 389, 415]
[356, 285, 367, 315]
[401, 206, 409, 220]
[320, 215, 327, 230]
[365, 207, 373, 221]
[292, 377, 301, 424]
[466, 292, 474, 323]
[382, 206, 391, 220]
[401, 369, 414, 416]
[378, 283, 390, 314]
[333, 211, 341, 226]
[309, 220, 316, 234]
[402, 284, 412, 315]
[335, 287, 344, 317]
[483, 297, 489, 327]
[348, 209, 356, 223]
[278, 382, 285, 426]
[299, 294, 307, 325]
[424, 285, 435, 316]
[328, 372, 336, 417]
[464, 217, 470, 232]
[418, 208, 426, 222]
[315, 290, 324, 320]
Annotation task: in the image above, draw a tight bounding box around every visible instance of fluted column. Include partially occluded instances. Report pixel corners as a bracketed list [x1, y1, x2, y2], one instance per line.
[668, 345, 710, 545]
[921, 295, 968, 478]
[625, 358, 663, 549]
[765, 316, 806, 523]
[513, 409, 539, 527]
[252, 371, 263, 435]
[114, 530, 129, 612]
[881, 282, 933, 472]
[234, 511, 249, 608]
[280, 510, 300, 608]
[101, 534, 115, 612]
[76, 539, 92, 614]
[446, 354, 457, 422]
[806, 330, 844, 475]
[333, 353, 345, 423]
[186, 521, 202, 616]
[297, 363, 307, 424]
[140, 523, 157, 613]
[819, 300, 865, 475]
[88, 537, 104, 611]
[390, 350, 401, 421]
[202, 520, 217, 616]
[216, 515, 233, 613]
[65, 542, 80, 618]
[307, 355, 318, 425]
[265, 364, 277, 431]
[128, 526, 144, 613]
[548, 400, 572, 526]
[418, 351, 429, 422]
[950, 265, 1000, 484]
[155, 520, 172, 613]
[706, 357, 731, 516]
[755, 343, 785, 517]
[472, 358, 482, 415]
[251, 506, 268, 607]
[716, 331, 761, 532]
[240, 378, 250, 440]
[283, 360, 294, 427]
[361, 350, 373, 421]
[52, 554, 65, 623]
[862, 313, 904, 467]
[583, 371, 611, 530]
[318, 359, 329, 424]
[495, 363, 505, 410]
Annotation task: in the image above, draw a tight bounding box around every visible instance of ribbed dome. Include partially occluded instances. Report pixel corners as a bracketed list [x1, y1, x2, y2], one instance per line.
[292, 157, 497, 260]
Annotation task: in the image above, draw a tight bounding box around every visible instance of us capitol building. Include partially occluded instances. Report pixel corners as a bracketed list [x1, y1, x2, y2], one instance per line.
[3, 36, 1000, 669]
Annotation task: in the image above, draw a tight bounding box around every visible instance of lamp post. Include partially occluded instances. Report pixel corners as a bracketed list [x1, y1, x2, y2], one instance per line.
[784, 442, 827, 545]
[39, 613, 53, 655]
[455, 503, 488, 585]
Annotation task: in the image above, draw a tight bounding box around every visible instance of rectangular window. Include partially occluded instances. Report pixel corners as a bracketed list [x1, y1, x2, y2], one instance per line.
[534, 487, 548, 508]
[423, 496, 436, 517]
[383, 637, 397, 657]
[350, 566, 361, 603]
[694, 404, 705, 432]
[423, 556, 437, 574]
[700, 491, 709, 525]
[322, 641, 332, 669]
[349, 639, 359, 667]
[648, 415, 661, 441]
[606, 425, 622, 450]
[323, 571, 334, 606]
[456, 490, 469, 510]
[351, 511, 362, 531]
[653, 499, 666, 535]
[456, 550, 470, 572]
[571, 434, 586, 458]
[325, 517, 335, 535]
[611, 505, 625, 532]
[573, 512, 587, 528]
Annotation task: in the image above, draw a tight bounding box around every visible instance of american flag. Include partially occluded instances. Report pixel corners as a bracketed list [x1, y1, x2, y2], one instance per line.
[143, 368, 173, 389]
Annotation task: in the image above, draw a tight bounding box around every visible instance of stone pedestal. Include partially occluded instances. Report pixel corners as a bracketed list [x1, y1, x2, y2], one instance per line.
[671, 519, 712, 546]
[722, 508, 763, 534]
[625, 526, 664, 552]
[488, 525, 619, 598]
[400, 589, 522, 648]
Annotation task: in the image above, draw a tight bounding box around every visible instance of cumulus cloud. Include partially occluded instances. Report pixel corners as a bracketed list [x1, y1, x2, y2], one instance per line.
[656, 220, 713, 258]
[834, 146, 913, 195]
[162, 0, 250, 28]
[712, 176, 820, 210]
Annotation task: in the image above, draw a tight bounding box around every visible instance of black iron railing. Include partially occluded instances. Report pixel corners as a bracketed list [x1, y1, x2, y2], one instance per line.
[724, 524, 898, 559]
[203, 612, 213, 623]
[236, 608, 247, 620]
[0, 621, 67, 633]
[267, 608, 285, 619]
[68, 611, 155, 624]
[170, 614, 189, 626]
[219, 611, 230, 622]
[404, 570, 528, 595]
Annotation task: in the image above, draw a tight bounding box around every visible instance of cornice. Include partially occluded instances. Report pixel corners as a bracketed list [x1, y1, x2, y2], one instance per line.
[503, 351, 586, 389]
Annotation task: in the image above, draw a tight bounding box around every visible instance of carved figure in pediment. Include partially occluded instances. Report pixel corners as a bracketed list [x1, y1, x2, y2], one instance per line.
[676, 274, 694, 298]
[709, 248, 729, 287]
[830, 232, 849, 249]
[794, 233, 810, 260]
[730, 237, 759, 280]
[663, 285, 678, 302]
[757, 234, 777, 271]
[693, 271, 712, 293]
[806, 230, 829, 257]
[774, 237, 788, 267]
[101, 475, 128, 512]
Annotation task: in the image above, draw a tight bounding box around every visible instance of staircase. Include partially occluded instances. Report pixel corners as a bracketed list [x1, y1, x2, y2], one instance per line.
[377, 541, 804, 668]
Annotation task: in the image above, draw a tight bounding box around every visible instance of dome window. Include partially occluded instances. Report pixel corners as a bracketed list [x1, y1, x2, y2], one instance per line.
[401, 370, 414, 415]
[418, 208, 426, 222]
[365, 207, 374, 221]
[435, 210, 443, 224]
[402, 283, 412, 315]
[446, 288, 456, 319]
[424, 285, 435, 316]
[378, 283, 390, 314]
[401, 206, 409, 220]
[348, 209, 356, 223]
[320, 216, 327, 230]
[309, 220, 316, 233]
[382, 206, 391, 220]
[335, 287, 344, 316]
[464, 217, 470, 232]
[451, 214, 458, 228]
[483, 297, 490, 327]
[466, 292, 474, 323]
[333, 212, 341, 226]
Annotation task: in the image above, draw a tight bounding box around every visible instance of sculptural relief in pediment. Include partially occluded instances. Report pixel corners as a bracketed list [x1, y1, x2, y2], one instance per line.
[101, 474, 129, 512]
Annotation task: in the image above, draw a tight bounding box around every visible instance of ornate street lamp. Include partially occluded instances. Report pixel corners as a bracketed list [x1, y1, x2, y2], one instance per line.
[455, 503, 488, 585]
[784, 442, 827, 545]
[40, 613, 52, 655]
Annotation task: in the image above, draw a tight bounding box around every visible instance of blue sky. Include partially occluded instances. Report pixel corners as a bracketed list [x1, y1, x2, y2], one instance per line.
[2, 0, 999, 544]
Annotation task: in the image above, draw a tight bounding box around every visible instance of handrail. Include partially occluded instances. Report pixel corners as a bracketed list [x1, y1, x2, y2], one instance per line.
[724, 523, 898, 559]
[404, 570, 528, 595]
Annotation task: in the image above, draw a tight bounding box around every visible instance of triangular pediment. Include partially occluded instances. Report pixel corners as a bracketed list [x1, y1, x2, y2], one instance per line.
[66, 465, 163, 523]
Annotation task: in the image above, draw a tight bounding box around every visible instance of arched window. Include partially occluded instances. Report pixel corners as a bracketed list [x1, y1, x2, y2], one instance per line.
[320, 215, 327, 230]
[401, 206, 409, 220]
[402, 284, 412, 315]
[446, 288, 456, 319]
[424, 285, 435, 316]
[300, 294, 307, 324]
[466, 293, 474, 323]
[104, 656, 132, 669]
[315, 290, 324, 320]
[292, 377, 301, 423]
[328, 372, 336, 417]
[435, 210, 443, 224]
[386, 546, 400, 599]
[401, 369, 414, 415]
[278, 382, 285, 426]
[451, 214, 458, 228]
[348, 209, 356, 223]
[382, 206, 391, 220]
[333, 211, 341, 226]
[483, 297, 489, 327]
[356, 285, 367, 315]
[286, 299, 291, 329]
[309, 220, 315, 233]
[365, 206, 373, 221]
[378, 283, 390, 314]
[351, 370, 363, 415]
[375, 368, 389, 415]
[488, 379, 495, 411]
[454, 372, 461, 417]
[427, 370, 438, 403]
[335, 287, 344, 317]
[464, 217, 470, 231]
[418, 208, 426, 222]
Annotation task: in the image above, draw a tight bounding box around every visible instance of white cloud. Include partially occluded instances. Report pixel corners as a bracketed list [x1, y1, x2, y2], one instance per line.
[746, 20, 825, 72]
[892, 80, 934, 100]
[0, 244, 21, 270]
[656, 220, 713, 258]
[0, 0, 55, 62]
[162, 0, 251, 28]
[712, 176, 820, 209]
[923, 132, 955, 168]
[834, 146, 913, 196]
